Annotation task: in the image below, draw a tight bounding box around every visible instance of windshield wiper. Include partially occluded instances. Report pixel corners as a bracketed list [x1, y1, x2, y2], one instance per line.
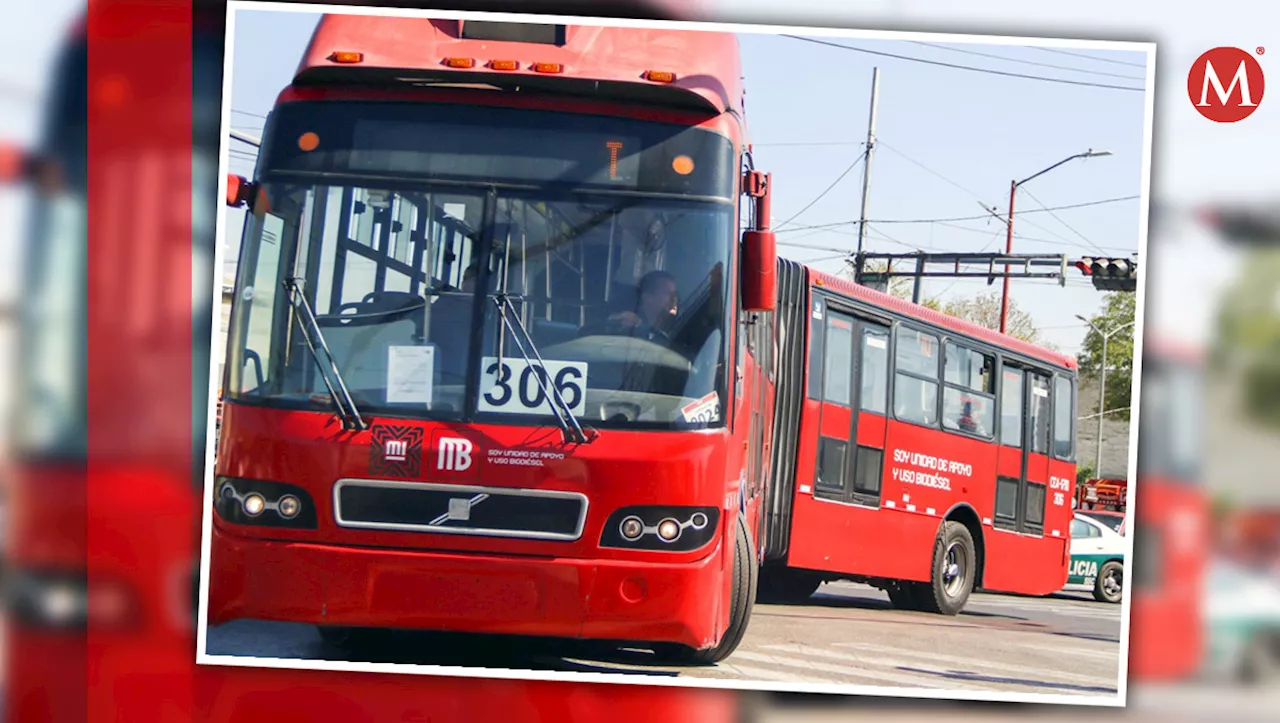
[283, 277, 369, 432]
[491, 294, 589, 445]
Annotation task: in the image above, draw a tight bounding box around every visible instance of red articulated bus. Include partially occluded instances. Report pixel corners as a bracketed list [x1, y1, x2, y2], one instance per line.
[214, 15, 778, 663]
[755, 266, 1080, 612]
[1125, 337, 1208, 681]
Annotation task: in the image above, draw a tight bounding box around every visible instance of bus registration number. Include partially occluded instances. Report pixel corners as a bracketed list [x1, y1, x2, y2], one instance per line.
[479, 357, 589, 417]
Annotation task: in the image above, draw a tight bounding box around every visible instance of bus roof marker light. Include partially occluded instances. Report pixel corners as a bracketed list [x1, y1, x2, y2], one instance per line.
[672, 155, 695, 176]
[488, 59, 519, 71]
[533, 62, 564, 74]
[444, 57, 476, 69]
[298, 132, 319, 152]
[328, 51, 363, 64]
[643, 70, 677, 83]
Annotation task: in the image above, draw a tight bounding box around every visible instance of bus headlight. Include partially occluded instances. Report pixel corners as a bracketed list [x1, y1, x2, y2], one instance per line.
[214, 476, 318, 530]
[600, 506, 720, 552]
[4, 568, 138, 630]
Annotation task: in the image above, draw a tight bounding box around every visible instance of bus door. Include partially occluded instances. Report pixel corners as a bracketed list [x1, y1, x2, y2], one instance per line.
[994, 364, 1050, 539]
[813, 307, 891, 510]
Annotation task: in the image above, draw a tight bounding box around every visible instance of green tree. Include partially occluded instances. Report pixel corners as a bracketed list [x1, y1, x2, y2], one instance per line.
[1076, 292, 1136, 421]
[936, 293, 1042, 345]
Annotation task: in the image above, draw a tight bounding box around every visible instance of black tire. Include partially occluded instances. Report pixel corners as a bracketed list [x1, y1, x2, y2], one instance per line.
[1093, 561, 1124, 604]
[915, 521, 976, 616]
[655, 515, 757, 665]
[756, 567, 823, 604]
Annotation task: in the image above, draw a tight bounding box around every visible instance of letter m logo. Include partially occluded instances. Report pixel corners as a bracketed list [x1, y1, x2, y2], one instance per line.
[437, 437, 474, 473]
[1188, 47, 1266, 123]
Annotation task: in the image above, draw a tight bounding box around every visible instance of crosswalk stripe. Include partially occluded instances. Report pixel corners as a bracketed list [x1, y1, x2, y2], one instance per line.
[730, 648, 990, 691]
[828, 642, 1118, 688]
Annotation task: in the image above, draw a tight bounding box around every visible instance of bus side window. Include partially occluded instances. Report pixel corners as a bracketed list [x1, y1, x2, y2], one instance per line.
[1000, 366, 1024, 447]
[1053, 375, 1075, 459]
[821, 314, 854, 406]
[893, 327, 940, 427]
[942, 342, 995, 438]
[1029, 373, 1051, 455]
[859, 326, 889, 415]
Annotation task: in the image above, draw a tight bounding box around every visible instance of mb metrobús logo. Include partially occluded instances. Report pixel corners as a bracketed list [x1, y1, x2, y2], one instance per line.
[1188, 46, 1265, 123]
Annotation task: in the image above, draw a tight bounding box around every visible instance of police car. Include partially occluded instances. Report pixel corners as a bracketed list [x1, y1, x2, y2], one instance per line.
[1066, 512, 1127, 603]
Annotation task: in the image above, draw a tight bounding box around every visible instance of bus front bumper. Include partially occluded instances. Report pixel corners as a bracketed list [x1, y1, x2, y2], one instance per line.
[206, 526, 725, 650]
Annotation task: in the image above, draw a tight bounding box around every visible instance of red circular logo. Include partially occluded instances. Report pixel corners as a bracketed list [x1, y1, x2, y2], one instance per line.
[1188, 47, 1265, 123]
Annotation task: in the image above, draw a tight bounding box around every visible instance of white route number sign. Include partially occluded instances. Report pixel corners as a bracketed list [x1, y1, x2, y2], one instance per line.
[478, 357, 588, 417]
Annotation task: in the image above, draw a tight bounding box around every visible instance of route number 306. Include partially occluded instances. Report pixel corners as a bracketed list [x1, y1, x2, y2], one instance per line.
[478, 356, 589, 417]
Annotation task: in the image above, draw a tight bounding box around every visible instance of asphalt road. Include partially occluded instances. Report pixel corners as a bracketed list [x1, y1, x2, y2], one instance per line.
[204, 581, 1122, 698]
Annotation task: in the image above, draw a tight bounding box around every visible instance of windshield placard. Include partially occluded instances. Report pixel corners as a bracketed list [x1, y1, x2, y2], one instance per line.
[479, 357, 588, 417]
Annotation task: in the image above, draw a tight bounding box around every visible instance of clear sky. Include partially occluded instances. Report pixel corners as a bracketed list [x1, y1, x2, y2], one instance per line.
[222, 6, 1153, 356]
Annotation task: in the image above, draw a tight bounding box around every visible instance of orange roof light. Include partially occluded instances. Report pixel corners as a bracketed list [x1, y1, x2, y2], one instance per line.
[488, 59, 519, 71]
[533, 62, 564, 74]
[643, 70, 677, 83]
[329, 51, 363, 64]
[444, 57, 476, 69]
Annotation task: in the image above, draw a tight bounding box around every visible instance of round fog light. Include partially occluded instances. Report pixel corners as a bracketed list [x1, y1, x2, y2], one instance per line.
[620, 516, 645, 540]
[277, 495, 301, 519]
[657, 518, 681, 542]
[690, 512, 709, 530]
[242, 493, 266, 517]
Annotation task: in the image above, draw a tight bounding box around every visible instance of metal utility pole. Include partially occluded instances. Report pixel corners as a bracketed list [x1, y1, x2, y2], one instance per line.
[999, 149, 1113, 334]
[1076, 315, 1135, 475]
[855, 67, 880, 279]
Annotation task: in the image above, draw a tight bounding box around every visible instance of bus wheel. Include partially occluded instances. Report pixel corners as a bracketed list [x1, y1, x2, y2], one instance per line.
[1093, 561, 1123, 604]
[918, 521, 975, 616]
[653, 515, 757, 665]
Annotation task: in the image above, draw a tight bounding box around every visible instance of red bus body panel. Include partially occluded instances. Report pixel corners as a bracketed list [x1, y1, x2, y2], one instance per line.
[781, 268, 1077, 596]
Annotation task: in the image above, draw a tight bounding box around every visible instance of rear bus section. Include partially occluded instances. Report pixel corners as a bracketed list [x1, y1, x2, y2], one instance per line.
[210, 15, 780, 662]
[759, 262, 1078, 614]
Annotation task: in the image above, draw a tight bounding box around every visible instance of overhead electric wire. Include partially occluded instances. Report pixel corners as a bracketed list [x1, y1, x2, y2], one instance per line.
[777, 195, 1140, 231]
[781, 35, 1145, 92]
[774, 148, 868, 230]
[1019, 185, 1110, 255]
[905, 41, 1146, 81]
[1033, 46, 1147, 68]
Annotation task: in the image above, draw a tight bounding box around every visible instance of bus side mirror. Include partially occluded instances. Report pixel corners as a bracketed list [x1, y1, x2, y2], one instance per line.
[741, 229, 777, 312]
[227, 173, 255, 208]
[0, 141, 30, 185]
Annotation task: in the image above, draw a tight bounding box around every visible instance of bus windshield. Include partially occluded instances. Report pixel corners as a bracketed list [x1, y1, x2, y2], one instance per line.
[14, 34, 86, 461]
[225, 102, 737, 431]
[1137, 356, 1202, 484]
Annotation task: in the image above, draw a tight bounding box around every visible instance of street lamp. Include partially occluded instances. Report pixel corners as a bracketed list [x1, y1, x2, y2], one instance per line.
[1076, 314, 1134, 477]
[1000, 149, 1113, 334]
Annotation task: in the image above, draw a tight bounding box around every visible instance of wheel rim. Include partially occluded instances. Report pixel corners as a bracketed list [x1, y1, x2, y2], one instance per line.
[1104, 568, 1123, 598]
[943, 540, 968, 597]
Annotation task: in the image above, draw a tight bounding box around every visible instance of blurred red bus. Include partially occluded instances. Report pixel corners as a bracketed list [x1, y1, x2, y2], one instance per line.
[0, 1, 736, 722]
[1126, 337, 1209, 681]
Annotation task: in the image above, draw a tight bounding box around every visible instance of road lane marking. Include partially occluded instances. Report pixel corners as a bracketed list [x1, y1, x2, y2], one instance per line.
[827, 642, 1119, 688]
[731, 648, 991, 691]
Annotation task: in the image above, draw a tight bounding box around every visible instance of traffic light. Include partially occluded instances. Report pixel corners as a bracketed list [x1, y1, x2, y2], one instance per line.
[1075, 256, 1137, 292]
[1199, 205, 1280, 246]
